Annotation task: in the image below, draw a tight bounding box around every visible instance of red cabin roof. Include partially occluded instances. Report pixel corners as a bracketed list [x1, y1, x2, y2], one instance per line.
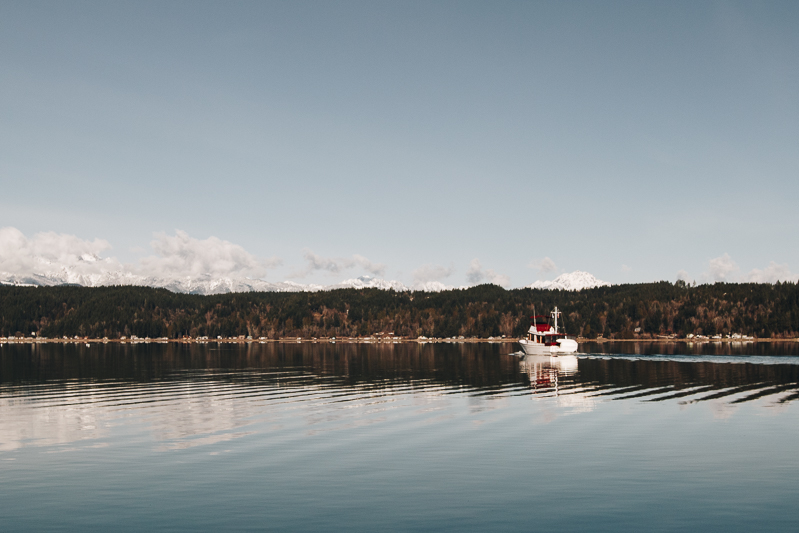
[530, 316, 551, 332]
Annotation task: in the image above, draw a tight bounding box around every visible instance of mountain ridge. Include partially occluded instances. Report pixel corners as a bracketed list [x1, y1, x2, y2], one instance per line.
[1, 264, 611, 294]
[529, 271, 611, 291]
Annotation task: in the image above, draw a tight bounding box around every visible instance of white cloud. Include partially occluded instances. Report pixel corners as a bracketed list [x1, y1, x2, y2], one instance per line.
[676, 269, 690, 281]
[465, 259, 482, 283]
[621, 264, 632, 273]
[702, 253, 798, 284]
[350, 254, 386, 277]
[0, 227, 281, 284]
[138, 230, 280, 279]
[745, 261, 797, 283]
[412, 264, 454, 285]
[529, 257, 558, 275]
[290, 249, 386, 279]
[466, 259, 510, 287]
[0, 226, 118, 276]
[708, 253, 739, 282]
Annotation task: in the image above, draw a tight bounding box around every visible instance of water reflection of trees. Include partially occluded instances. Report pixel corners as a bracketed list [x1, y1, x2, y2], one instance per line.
[576, 358, 799, 404]
[0, 342, 521, 390]
[582, 340, 799, 357]
[1, 343, 798, 405]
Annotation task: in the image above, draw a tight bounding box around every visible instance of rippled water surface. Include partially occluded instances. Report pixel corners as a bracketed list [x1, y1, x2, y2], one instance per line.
[2, 341, 799, 532]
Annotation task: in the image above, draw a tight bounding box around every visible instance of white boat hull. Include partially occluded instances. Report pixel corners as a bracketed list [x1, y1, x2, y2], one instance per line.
[519, 338, 578, 355]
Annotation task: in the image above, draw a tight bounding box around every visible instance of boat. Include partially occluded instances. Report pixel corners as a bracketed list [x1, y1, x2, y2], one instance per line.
[518, 306, 579, 355]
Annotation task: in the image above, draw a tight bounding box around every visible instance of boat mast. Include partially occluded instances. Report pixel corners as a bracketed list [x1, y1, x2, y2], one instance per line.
[552, 306, 560, 334]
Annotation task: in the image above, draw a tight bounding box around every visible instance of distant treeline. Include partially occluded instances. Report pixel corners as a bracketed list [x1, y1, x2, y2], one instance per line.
[1, 281, 798, 339]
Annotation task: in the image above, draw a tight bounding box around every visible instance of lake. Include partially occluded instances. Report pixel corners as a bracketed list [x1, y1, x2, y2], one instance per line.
[1, 341, 798, 532]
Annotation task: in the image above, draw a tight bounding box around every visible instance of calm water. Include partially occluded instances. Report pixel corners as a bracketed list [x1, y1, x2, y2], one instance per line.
[1, 341, 799, 532]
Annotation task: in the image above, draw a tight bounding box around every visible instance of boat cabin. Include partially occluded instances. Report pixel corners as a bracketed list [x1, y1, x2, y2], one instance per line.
[526, 315, 568, 347]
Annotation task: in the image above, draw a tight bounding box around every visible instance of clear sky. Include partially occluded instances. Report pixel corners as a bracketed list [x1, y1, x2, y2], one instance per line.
[2, 1, 798, 288]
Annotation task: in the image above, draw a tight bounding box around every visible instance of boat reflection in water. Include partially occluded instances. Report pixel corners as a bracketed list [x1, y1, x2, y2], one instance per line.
[518, 354, 599, 414]
[519, 355, 564, 394]
[520, 354, 577, 394]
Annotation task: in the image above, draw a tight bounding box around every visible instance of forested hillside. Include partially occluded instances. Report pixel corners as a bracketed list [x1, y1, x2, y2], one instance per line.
[1, 281, 798, 339]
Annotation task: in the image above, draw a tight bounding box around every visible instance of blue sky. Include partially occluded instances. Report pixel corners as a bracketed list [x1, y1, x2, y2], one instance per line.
[2, 1, 798, 287]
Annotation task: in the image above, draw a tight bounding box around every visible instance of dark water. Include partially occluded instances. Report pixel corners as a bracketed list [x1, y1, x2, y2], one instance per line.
[1, 341, 798, 532]
[582, 339, 799, 357]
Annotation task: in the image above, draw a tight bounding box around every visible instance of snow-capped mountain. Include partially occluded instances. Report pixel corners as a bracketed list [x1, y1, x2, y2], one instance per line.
[0, 270, 429, 295]
[412, 280, 453, 292]
[0, 227, 470, 294]
[0, 270, 327, 295]
[330, 276, 409, 291]
[529, 271, 610, 291]
[1, 267, 610, 294]
[146, 277, 324, 295]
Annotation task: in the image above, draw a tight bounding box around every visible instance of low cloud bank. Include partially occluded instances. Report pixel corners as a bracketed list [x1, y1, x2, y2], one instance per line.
[466, 259, 510, 287]
[0, 227, 439, 294]
[681, 253, 799, 284]
[528, 257, 558, 275]
[290, 250, 386, 279]
[0, 227, 112, 272]
[411, 264, 455, 290]
[141, 231, 279, 280]
[0, 227, 121, 284]
[8, 228, 794, 296]
[0, 227, 280, 289]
